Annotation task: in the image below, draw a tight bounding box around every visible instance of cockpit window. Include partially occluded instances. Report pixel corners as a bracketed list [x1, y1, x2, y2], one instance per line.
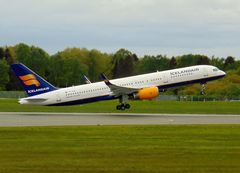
[213, 68, 219, 72]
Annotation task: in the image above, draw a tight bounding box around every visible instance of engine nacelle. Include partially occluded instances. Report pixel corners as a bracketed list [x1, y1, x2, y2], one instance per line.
[133, 87, 159, 100]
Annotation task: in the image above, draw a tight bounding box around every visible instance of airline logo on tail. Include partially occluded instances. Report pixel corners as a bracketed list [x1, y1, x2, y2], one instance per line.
[19, 74, 40, 87]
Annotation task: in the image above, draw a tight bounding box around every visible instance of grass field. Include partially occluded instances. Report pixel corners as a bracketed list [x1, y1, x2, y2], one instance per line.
[0, 99, 240, 114]
[0, 125, 240, 173]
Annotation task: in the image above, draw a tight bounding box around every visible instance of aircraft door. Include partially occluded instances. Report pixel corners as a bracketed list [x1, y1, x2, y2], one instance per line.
[203, 67, 209, 78]
[162, 72, 169, 84]
[56, 92, 61, 102]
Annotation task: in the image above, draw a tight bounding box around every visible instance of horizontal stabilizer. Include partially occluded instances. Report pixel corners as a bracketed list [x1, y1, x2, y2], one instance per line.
[24, 98, 48, 102]
[19, 97, 48, 104]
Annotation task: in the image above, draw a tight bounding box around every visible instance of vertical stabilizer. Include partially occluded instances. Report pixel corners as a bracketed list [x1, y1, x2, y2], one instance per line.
[11, 63, 57, 96]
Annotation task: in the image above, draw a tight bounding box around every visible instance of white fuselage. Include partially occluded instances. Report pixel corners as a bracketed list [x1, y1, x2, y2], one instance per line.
[19, 65, 226, 106]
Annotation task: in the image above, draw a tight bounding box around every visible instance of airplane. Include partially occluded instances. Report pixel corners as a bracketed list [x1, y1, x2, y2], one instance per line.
[11, 63, 226, 110]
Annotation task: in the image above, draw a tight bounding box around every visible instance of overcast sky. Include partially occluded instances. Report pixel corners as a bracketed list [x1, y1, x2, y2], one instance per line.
[0, 0, 240, 57]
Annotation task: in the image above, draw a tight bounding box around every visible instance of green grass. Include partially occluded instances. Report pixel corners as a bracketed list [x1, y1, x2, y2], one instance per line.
[0, 99, 240, 114]
[0, 125, 240, 173]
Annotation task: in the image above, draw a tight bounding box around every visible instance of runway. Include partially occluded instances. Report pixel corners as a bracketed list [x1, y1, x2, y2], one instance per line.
[0, 112, 240, 126]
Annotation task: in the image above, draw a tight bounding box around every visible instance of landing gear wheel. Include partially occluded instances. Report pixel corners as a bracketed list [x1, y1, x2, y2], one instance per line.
[125, 103, 130, 109]
[116, 103, 131, 110]
[116, 105, 121, 110]
[120, 104, 125, 111]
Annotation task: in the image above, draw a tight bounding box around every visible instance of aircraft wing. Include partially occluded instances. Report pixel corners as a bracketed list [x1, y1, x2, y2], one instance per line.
[83, 75, 91, 84]
[100, 74, 139, 96]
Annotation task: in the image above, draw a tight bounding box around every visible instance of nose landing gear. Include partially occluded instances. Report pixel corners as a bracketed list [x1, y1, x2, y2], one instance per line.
[200, 83, 206, 95]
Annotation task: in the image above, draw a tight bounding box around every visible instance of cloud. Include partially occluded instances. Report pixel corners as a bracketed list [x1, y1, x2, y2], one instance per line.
[0, 0, 240, 57]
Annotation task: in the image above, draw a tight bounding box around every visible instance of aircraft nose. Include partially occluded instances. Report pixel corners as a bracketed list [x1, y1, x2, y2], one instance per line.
[221, 70, 226, 76]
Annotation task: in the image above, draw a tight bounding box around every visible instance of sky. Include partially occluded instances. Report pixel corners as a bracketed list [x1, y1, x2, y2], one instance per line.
[0, 0, 240, 58]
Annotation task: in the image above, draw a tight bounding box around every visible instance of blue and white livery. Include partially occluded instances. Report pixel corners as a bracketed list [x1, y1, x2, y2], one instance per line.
[11, 63, 226, 110]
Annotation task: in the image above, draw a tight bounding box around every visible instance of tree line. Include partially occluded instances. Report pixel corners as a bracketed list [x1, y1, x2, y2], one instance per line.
[0, 43, 240, 98]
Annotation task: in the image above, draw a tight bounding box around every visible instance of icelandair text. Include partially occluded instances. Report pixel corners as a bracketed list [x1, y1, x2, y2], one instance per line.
[27, 87, 50, 94]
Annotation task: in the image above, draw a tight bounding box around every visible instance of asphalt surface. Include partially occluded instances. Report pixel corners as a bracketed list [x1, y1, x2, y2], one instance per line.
[0, 112, 240, 126]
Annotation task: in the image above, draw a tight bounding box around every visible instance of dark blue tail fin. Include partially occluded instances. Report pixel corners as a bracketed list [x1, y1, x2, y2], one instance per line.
[11, 63, 57, 96]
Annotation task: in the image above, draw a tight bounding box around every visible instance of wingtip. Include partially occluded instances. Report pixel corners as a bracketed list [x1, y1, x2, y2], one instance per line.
[100, 73, 112, 86]
[100, 73, 107, 80]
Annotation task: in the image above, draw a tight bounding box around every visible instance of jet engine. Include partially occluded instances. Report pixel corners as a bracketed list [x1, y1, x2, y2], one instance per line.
[133, 87, 159, 100]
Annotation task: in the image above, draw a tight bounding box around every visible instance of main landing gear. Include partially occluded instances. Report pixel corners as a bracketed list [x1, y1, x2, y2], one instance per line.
[116, 103, 131, 110]
[116, 95, 131, 110]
